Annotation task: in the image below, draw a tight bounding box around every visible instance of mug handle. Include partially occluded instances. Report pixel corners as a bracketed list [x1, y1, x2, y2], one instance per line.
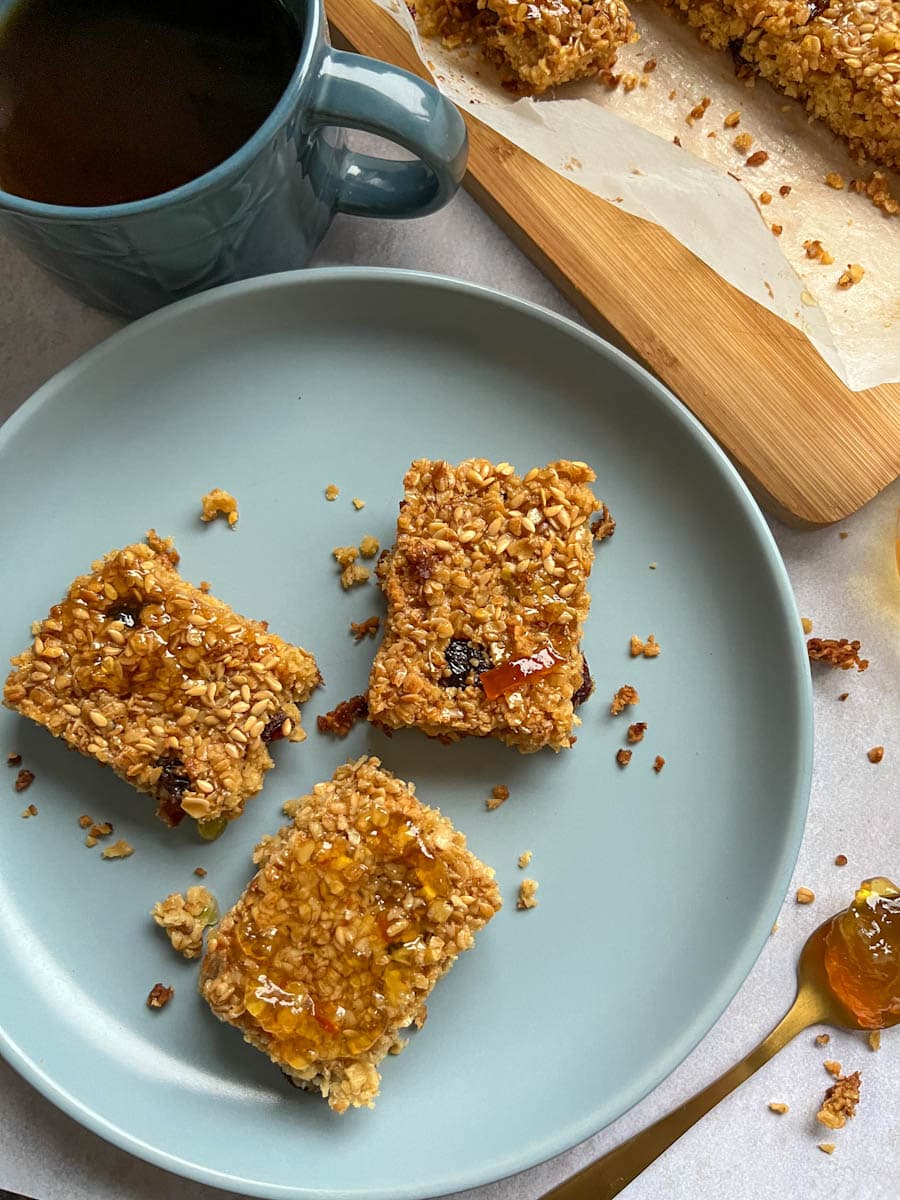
[308, 48, 467, 218]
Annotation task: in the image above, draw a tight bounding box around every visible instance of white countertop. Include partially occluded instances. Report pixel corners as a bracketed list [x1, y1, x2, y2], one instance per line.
[1, 193, 897, 1200]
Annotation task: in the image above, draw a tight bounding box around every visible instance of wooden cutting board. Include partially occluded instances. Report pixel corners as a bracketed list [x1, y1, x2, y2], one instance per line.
[328, 0, 899, 527]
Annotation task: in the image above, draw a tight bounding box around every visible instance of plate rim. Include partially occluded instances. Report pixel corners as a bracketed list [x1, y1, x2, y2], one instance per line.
[0, 266, 813, 1200]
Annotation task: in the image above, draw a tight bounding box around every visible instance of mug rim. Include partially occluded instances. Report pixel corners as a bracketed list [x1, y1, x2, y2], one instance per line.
[0, 0, 320, 222]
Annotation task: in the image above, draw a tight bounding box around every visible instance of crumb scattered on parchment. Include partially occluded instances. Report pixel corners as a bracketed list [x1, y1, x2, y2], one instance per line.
[804, 239, 835, 265]
[20, 803, 37, 818]
[317, 694, 369, 738]
[101, 839, 134, 860]
[630, 634, 660, 658]
[616, 748, 633, 767]
[199, 488, 238, 528]
[867, 1031, 881, 1052]
[627, 722, 647, 743]
[359, 535, 380, 559]
[350, 616, 380, 641]
[835, 854, 848, 867]
[768, 1102, 789, 1114]
[673, 134, 683, 146]
[837, 263, 865, 289]
[746, 150, 769, 167]
[796, 887, 815, 904]
[686, 96, 711, 124]
[653, 755, 666, 773]
[352, 498, 366, 510]
[147, 983, 174, 1010]
[734, 131, 753, 152]
[325, 484, 339, 501]
[771, 921, 779, 934]
[824, 173, 845, 190]
[818, 1143, 836, 1155]
[759, 191, 772, 204]
[850, 170, 899, 217]
[779, 185, 792, 197]
[801, 617, 813, 634]
[194, 866, 207, 878]
[487, 784, 510, 811]
[771, 223, 783, 236]
[824, 1059, 842, 1077]
[816, 1033, 831, 1046]
[839, 531, 849, 539]
[6, 752, 21, 766]
[643, 58, 656, 72]
[611, 685, 639, 715]
[591, 504, 615, 541]
[152, 886, 218, 959]
[517, 879, 539, 910]
[518, 850, 533, 869]
[724, 109, 741, 127]
[807, 638, 868, 671]
[14, 769, 34, 792]
[817, 1071, 861, 1130]
[867, 746, 884, 764]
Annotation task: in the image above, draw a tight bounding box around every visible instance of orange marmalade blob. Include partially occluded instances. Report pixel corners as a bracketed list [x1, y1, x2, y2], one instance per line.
[824, 877, 900, 1028]
[480, 646, 564, 699]
[236, 807, 450, 1069]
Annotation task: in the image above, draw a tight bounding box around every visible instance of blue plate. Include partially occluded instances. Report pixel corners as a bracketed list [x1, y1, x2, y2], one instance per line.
[0, 270, 811, 1199]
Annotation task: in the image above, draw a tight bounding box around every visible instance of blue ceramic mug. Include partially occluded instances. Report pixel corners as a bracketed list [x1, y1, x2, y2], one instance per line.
[0, 0, 466, 316]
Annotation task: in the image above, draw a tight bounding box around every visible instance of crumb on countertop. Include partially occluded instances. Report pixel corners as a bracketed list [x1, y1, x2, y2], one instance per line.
[818, 1143, 836, 1155]
[487, 784, 510, 811]
[824, 1059, 842, 1077]
[616, 748, 633, 767]
[801, 617, 813, 634]
[816, 1033, 831, 1046]
[835, 854, 848, 866]
[627, 722, 647, 743]
[200, 488, 238, 528]
[796, 887, 815, 904]
[807, 638, 868, 671]
[867, 1031, 881, 1051]
[611, 685, 639, 715]
[817, 1071, 861, 1130]
[768, 1101, 789, 1114]
[317, 695, 369, 738]
[518, 850, 533, 869]
[325, 484, 340, 501]
[152, 886, 218, 959]
[591, 503, 616, 541]
[147, 982, 174, 1009]
[837, 263, 865, 289]
[350, 616, 380, 642]
[867, 746, 884, 764]
[517, 878, 539, 910]
[101, 839, 134, 860]
[838, 692, 849, 701]
[359, 536, 380, 559]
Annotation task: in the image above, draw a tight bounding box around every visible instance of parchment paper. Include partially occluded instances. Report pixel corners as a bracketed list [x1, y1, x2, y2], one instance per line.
[376, 0, 900, 390]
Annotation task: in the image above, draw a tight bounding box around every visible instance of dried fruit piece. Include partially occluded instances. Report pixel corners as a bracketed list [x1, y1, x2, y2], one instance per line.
[480, 646, 564, 700]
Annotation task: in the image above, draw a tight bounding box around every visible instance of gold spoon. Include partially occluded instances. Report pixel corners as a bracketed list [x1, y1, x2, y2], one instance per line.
[543, 909, 900, 1200]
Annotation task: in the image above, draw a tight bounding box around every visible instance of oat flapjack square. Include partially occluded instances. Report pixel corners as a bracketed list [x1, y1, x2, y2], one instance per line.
[3, 533, 319, 830]
[199, 756, 501, 1112]
[367, 459, 599, 753]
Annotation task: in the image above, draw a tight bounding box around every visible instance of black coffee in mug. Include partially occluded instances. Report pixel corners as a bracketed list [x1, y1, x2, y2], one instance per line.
[0, 0, 303, 206]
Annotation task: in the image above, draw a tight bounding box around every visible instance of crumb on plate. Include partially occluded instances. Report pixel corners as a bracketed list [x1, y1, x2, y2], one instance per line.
[152, 886, 218, 959]
[627, 722, 647, 743]
[14, 768, 34, 792]
[653, 755, 665, 773]
[200, 488, 238, 528]
[359, 536, 380, 559]
[147, 982, 174, 1009]
[325, 484, 339, 501]
[517, 878, 539, 909]
[611, 685, 639, 715]
[487, 784, 510, 811]
[518, 850, 533, 868]
[350, 617, 380, 642]
[317, 695, 369, 738]
[101, 839, 134, 860]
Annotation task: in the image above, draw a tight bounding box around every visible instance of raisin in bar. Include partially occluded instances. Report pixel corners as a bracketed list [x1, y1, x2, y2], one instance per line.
[3, 533, 319, 830]
[657, 0, 900, 170]
[367, 459, 599, 753]
[199, 756, 501, 1113]
[415, 0, 638, 94]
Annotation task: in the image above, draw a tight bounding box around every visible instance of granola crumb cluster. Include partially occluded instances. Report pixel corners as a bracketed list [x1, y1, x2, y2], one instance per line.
[13, 769, 34, 792]
[367, 459, 599, 754]
[152, 886, 218, 959]
[817, 1070, 861, 1129]
[517, 877, 540, 909]
[414, 0, 638, 95]
[317, 694, 369, 738]
[591, 503, 616, 541]
[200, 756, 501, 1113]
[610, 684, 639, 715]
[487, 783, 510, 810]
[851, 168, 900, 215]
[332, 545, 371, 590]
[2, 536, 320, 829]
[101, 838, 134, 859]
[200, 488, 239, 528]
[518, 849, 533, 868]
[657, 0, 900, 170]
[147, 983, 174, 1009]
[350, 616, 380, 642]
[629, 634, 660, 657]
[807, 637, 868, 671]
